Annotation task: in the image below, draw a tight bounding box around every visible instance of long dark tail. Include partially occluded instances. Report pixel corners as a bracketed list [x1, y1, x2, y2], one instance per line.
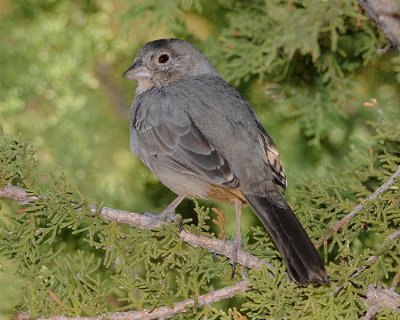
[245, 194, 328, 285]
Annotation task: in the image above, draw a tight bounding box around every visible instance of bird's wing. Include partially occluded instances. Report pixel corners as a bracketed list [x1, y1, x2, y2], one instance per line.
[256, 121, 287, 190]
[132, 100, 239, 189]
[176, 75, 286, 191]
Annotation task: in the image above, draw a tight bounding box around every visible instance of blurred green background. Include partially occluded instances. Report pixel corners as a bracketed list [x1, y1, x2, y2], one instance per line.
[0, 0, 399, 316]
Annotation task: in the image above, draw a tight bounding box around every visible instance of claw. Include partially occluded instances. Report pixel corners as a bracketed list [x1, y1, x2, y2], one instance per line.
[158, 208, 178, 222]
[143, 210, 182, 228]
[213, 252, 218, 262]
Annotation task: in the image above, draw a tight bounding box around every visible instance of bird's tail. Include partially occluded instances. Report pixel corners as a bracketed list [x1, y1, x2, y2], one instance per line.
[245, 194, 328, 285]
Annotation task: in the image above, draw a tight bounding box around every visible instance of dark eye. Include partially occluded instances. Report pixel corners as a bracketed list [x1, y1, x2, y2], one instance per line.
[158, 53, 170, 64]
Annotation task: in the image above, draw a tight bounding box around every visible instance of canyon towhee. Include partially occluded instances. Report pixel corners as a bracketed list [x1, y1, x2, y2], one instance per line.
[124, 38, 327, 285]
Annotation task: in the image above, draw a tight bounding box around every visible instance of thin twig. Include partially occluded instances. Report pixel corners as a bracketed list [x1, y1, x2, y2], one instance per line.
[0, 185, 273, 271]
[359, 0, 400, 51]
[315, 165, 400, 248]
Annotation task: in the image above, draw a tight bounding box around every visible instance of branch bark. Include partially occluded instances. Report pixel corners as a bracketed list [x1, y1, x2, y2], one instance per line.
[359, 0, 400, 51]
[315, 165, 400, 248]
[14, 280, 250, 320]
[360, 286, 400, 320]
[0, 185, 273, 271]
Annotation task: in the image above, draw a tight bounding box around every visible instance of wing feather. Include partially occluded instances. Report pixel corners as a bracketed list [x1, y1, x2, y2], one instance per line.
[133, 106, 239, 189]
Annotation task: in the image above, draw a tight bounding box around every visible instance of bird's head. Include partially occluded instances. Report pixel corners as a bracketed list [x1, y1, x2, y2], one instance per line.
[123, 38, 216, 94]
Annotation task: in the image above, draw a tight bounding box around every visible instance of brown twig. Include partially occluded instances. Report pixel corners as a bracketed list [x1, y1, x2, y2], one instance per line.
[13, 280, 250, 320]
[0, 185, 273, 271]
[358, 0, 400, 51]
[315, 165, 400, 248]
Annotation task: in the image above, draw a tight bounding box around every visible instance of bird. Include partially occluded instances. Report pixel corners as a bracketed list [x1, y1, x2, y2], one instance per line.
[123, 38, 328, 285]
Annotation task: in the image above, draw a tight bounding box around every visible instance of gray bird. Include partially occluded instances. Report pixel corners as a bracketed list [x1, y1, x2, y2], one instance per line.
[123, 38, 328, 285]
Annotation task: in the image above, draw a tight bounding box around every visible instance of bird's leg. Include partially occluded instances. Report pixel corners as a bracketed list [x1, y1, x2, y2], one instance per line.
[143, 194, 185, 224]
[157, 194, 186, 222]
[231, 199, 243, 276]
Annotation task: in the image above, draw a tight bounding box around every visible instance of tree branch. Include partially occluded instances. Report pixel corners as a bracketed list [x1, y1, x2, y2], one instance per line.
[315, 165, 400, 248]
[1, 185, 262, 318]
[0, 185, 273, 271]
[360, 286, 400, 320]
[359, 0, 400, 51]
[14, 280, 250, 320]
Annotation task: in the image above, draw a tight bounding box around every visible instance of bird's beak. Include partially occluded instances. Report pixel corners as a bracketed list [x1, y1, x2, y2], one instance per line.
[123, 61, 151, 80]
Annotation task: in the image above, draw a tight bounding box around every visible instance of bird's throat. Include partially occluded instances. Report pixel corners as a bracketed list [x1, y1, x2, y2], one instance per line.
[136, 78, 156, 95]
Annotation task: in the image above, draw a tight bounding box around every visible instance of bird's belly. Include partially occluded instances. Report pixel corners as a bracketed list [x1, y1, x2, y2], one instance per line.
[145, 156, 245, 203]
[154, 166, 210, 199]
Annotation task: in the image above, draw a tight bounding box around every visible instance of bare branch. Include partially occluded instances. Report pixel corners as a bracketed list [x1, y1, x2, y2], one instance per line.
[359, 0, 400, 51]
[0, 185, 38, 204]
[316, 165, 400, 248]
[360, 286, 400, 320]
[360, 304, 381, 320]
[13, 280, 250, 320]
[105, 280, 250, 320]
[0, 185, 273, 271]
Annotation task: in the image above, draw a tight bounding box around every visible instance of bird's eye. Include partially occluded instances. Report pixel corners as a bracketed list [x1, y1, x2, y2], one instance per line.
[158, 54, 170, 64]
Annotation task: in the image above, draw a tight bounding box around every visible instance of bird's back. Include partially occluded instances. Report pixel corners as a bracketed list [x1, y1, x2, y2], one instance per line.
[165, 75, 285, 193]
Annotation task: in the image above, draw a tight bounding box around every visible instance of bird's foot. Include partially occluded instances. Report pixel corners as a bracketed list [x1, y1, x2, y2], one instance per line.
[143, 209, 183, 231]
[230, 235, 243, 278]
[143, 209, 180, 223]
[158, 208, 178, 222]
[144, 194, 185, 225]
[160, 209, 183, 231]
